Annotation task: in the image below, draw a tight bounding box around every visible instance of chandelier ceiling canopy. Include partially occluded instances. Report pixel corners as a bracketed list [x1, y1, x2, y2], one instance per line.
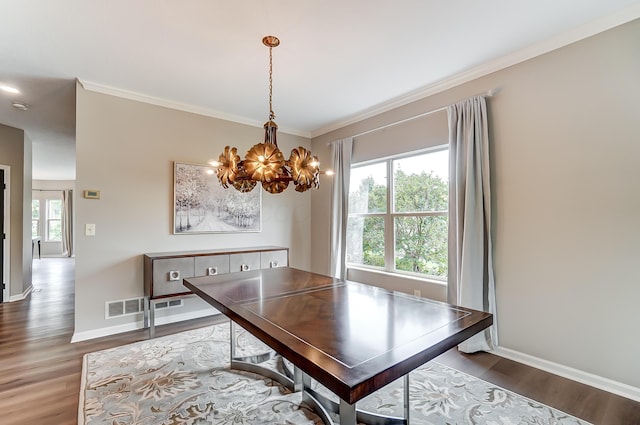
[210, 36, 330, 194]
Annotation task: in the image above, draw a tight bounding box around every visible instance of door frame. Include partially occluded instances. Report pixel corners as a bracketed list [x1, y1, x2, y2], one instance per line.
[1, 164, 10, 303]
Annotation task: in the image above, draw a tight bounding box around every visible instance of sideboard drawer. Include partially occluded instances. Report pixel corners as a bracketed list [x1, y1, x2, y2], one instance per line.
[143, 246, 288, 338]
[152, 257, 195, 297]
[261, 249, 288, 269]
[194, 255, 230, 277]
[229, 252, 261, 272]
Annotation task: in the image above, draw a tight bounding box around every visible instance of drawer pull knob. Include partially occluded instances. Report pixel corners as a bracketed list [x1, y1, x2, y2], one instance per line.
[240, 264, 250, 272]
[168, 270, 181, 281]
[270, 261, 278, 268]
[207, 267, 218, 276]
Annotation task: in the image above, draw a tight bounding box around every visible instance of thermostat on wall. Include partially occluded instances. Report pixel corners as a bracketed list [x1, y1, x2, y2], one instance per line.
[84, 190, 100, 199]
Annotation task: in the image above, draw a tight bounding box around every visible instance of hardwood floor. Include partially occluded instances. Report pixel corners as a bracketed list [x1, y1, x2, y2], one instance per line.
[0, 258, 638, 424]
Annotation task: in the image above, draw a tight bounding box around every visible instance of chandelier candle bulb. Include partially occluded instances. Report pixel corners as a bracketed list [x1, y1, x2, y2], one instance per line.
[210, 35, 327, 194]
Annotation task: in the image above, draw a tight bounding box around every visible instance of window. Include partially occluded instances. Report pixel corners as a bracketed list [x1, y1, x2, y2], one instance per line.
[32, 200, 40, 237]
[346, 147, 449, 281]
[46, 199, 62, 241]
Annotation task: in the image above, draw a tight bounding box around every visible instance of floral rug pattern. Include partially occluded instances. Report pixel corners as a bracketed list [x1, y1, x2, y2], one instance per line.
[80, 323, 591, 424]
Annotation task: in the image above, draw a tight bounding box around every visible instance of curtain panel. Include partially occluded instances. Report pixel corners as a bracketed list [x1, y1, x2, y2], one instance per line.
[329, 137, 353, 279]
[61, 189, 73, 257]
[447, 96, 497, 352]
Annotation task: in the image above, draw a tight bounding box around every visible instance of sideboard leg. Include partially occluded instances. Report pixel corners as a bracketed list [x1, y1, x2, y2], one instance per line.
[149, 301, 156, 338]
[143, 297, 149, 328]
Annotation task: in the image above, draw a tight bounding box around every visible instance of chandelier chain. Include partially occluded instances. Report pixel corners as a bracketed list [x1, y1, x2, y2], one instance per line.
[268, 46, 275, 121]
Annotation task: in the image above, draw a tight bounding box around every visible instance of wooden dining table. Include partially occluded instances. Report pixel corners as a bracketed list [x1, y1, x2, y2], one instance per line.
[184, 267, 493, 425]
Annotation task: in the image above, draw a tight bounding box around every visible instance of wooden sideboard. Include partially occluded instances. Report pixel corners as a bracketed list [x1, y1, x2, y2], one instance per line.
[143, 246, 288, 337]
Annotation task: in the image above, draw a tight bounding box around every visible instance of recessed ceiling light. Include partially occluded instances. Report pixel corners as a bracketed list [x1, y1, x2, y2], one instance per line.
[1, 85, 20, 94]
[12, 102, 29, 111]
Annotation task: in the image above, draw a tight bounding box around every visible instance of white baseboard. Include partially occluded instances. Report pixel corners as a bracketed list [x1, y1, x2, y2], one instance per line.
[493, 346, 640, 403]
[9, 285, 32, 302]
[71, 308, 220, 343]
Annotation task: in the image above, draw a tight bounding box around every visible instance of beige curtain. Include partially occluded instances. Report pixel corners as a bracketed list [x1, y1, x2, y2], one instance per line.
[447, 96, 497, 352]
[329, 137, 353, 279]
[61, 189, 73, 257]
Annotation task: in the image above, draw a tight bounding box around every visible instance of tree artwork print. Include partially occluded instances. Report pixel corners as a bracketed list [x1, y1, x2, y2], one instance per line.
[173, 162, 261, 233]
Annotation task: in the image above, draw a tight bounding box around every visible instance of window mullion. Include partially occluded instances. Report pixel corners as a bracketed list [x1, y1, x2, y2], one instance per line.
[45, 201, 50, 241]
[393, 211, 447, 217]
[385, 159, 394, 272]
[39, 201, 43, 237]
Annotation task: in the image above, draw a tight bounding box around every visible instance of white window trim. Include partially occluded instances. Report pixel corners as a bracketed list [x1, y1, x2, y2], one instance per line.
[32, 191, 63, 243]
[346, 145, 448, 283]
[45, 199, 62, 242]
[347, 264, 447, 287]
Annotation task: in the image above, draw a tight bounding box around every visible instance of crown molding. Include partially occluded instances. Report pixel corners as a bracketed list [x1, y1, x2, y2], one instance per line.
[311, 3, 640, 138]
[77, 79, 311, 139]
[77, 4, 640, 142]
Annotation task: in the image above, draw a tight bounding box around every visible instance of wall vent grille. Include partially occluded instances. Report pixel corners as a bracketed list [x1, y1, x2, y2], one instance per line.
[106, 297, 145, 319]
[155, 299, 183, 310]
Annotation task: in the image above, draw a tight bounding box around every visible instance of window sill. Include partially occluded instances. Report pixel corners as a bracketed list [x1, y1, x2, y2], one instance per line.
[346, 266, 448, 302]
[346, 265, 447, 286]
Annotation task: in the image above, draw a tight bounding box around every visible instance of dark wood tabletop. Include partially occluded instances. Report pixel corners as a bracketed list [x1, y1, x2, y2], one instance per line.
[184, 267, 493, 404]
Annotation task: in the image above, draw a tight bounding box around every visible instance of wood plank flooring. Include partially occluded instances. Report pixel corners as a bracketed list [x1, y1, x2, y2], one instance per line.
[0, 258, 638, 424]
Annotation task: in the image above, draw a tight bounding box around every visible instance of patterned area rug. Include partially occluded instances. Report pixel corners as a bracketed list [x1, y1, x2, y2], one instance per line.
[79, 323, 591, 424]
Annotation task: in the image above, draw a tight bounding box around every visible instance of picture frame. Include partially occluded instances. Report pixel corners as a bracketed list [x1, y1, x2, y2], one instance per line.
[173, 161, 261, 234]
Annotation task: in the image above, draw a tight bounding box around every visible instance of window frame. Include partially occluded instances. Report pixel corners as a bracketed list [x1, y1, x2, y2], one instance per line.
[32, 191, 64, 244]
[346, 145, 449, 282]
[45, 199, 62, 242]
[32, 199, 41, 238]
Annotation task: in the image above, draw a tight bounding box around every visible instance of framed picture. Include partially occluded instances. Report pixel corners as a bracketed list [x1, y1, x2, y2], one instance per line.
[173, 162, 261, 234]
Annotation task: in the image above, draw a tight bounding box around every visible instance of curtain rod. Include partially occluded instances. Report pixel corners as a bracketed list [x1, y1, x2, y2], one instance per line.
[351, 87, 499, 139]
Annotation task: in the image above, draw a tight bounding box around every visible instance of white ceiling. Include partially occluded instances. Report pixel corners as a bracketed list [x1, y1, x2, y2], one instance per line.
[1, 0, 639, 180]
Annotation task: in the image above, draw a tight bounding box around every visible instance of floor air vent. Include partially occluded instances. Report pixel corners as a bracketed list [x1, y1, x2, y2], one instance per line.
[106, 297, 145, 319]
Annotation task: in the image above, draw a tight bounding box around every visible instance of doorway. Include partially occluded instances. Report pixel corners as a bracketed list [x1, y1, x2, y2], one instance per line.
[1, 168, 4, 303]
[1, 166, 8, 304]
[32, 190, 65, 258]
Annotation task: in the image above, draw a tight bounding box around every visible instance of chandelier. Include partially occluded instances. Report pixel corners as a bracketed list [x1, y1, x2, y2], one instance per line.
[210, 35, 326, 194]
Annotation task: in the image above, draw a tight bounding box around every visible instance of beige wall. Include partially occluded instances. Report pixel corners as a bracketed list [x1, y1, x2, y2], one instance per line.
[21, 135, 32, 293]
[311, 19, 640, 390]
[33, 180, 75, 191]
[351, 109, 448, 163]
[0, 123, 32, 298]
[75, 85, 311, 334]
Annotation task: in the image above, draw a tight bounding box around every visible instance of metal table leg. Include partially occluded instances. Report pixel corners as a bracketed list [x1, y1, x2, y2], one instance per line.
[226, 320, 412, 425]
[339, 399, 357, 425]
[404, 374, 410, 424]
[228, 320, 291, 389]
